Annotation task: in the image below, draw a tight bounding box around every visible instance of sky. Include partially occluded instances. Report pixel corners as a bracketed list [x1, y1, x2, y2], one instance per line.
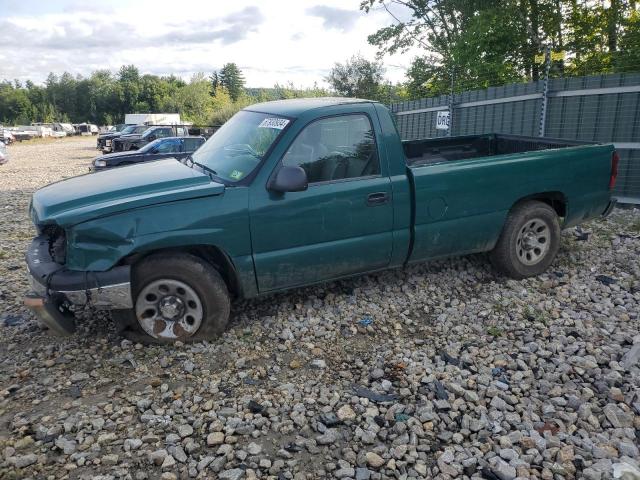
[0, 0, 421, 88]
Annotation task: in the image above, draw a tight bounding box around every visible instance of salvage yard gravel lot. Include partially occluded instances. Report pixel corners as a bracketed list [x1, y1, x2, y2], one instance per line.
[0, 136, 639, 480]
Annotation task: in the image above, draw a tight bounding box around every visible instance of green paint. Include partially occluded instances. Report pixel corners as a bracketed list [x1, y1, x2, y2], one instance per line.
[28, 98, 614, 300]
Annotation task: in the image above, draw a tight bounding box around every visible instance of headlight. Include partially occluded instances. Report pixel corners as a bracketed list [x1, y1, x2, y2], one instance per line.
[94, 159, 107, 167]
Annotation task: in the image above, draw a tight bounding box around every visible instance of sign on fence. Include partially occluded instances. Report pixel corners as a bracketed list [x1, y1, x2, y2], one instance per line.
[436, 110, 450, 130]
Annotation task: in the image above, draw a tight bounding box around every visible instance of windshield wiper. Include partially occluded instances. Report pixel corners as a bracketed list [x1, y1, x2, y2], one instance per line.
[193, 161, 218, 176]
[180, 154, 194, 167]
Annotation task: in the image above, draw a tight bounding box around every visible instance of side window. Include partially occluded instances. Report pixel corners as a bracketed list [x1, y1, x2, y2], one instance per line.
[281, 114, 379, 183]
[154, 128, 170, 138]
[155, 138, 181, 153]
[184, 138, 203, 152]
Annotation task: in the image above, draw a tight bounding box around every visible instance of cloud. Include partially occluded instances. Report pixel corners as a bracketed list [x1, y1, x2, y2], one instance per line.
[159, 6, 265, 46]
[306, 5, 361, 32]
[0, 5, 265, 51]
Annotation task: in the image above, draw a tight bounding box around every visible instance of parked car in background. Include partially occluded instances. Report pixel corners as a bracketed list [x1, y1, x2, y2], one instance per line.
[101, 125, 151, 153]
[76, 123, 99, 136]
[0, 141, 8, 165]
[112, 125, 189, 152]
[24, 98, 617, 343]
[97, 123, 134, 151]
[32, 123, 73, 137]
[8, 127, 39, 141]
[1, 129, 15, 145]
[91, 136, 205, 171]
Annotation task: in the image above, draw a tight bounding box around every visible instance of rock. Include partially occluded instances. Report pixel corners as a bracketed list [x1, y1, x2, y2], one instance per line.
[14, 436, 34, 450]
[70, 372, 89, 383]
[334, 467, 355, 478]
[10, 454, 37, 468]
[161, 455, 176, 469]
[319, 412, 341, 427]
[365, 452, 385, 469]
[621, 344, 640, 369]
[336, 405, 356, 421]
[355, 467, 371, 480]
[311, 359, 327, 369]
[491, 458, 517, 480]
[316, 429, 339, 445]
[219, 468, 245, 480]
[207, 432, 225, 446]
[125, 438, 143, 451]
[102, 454, 119, 465]
[178, 424, 193, 437]
[603, 403, 633, 428]
[150, 449, 168, 466]
[183, 360, 195, 373]
[246, 442, 262, 455]
[55, 436, 77, 455]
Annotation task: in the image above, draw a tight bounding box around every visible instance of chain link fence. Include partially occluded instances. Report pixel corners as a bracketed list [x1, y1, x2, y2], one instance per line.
[390, 57, 640, 204]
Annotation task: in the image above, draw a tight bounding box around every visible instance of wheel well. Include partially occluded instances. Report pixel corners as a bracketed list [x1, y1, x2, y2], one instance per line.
[122, 246, 241, 298]
[512, 192, 567, 218]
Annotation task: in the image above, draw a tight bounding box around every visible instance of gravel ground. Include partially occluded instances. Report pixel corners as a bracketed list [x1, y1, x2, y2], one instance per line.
[0, 137, 639, 480]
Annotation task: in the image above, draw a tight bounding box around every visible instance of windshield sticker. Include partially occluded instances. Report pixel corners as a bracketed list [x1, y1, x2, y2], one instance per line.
[258, 118, 289, 130]
[229, 170, 244, 180]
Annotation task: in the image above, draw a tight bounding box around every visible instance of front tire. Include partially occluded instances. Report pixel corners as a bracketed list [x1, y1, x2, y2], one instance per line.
[113, 253, 230, 344]
[490, 201, 561, 279]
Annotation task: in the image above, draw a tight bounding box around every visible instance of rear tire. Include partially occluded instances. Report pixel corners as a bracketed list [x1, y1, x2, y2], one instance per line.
[113, 253, 230, 344]
[489, 201, 560, 279]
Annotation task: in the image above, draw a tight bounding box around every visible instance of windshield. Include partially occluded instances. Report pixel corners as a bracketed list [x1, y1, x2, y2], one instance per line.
[120, 125, 137, 134]
[133, 125, 150, 134]
[190, 110, 289, 183]
[138, 138, 163, 153]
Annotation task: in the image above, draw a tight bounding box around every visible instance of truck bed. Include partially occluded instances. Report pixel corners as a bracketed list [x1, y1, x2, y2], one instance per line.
[403, 134, 593, 166]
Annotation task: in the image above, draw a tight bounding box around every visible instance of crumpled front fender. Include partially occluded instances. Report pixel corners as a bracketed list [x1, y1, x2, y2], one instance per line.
[64, 189, 252, 272]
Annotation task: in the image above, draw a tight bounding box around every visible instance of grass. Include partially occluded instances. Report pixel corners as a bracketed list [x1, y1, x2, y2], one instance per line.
[487, 326, 503, 337]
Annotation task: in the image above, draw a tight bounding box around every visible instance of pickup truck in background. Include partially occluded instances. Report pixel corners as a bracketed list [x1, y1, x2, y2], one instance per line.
[98, 124, 150, 153]
[96, 123, 130, 152]
[111, 125, 189, 152]
[91, 136, 205, 171]
[25, 98, 617, 343]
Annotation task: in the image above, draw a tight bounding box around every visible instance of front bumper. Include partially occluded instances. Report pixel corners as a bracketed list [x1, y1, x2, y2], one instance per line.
[25, 235, 132, 333]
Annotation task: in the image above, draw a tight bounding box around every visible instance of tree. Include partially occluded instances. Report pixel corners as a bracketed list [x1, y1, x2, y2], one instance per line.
[326, 55, 385, 99]
[209, 72, 221, 96]
[117, 65, 141, 116]
[361, 0, 640, 99]
[217, 63, 245, 101]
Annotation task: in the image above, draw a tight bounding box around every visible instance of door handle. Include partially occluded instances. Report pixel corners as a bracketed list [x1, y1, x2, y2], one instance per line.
[367, 192, 390, 206]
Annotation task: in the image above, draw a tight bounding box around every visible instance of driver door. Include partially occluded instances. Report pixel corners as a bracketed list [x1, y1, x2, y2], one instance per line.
[249, 113, 393, 292]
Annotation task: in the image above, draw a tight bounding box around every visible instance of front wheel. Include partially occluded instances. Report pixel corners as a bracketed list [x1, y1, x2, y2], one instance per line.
[490, 201, 561, 279]
[113, 253, 230, 344]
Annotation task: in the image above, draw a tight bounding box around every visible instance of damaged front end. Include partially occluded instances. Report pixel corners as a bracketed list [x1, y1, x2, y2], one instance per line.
[24, 225, 132, 336]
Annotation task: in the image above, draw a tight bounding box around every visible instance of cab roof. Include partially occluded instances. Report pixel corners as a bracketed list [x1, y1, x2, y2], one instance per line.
[244, 97, 375, 117]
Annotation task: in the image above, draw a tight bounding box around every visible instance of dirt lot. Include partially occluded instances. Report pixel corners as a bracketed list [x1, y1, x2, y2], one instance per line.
[0, 137, 639, 480]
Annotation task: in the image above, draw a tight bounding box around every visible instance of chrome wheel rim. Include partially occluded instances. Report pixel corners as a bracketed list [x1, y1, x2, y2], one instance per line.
[516, 218, 550, 266]
[135, 279, 203, 340]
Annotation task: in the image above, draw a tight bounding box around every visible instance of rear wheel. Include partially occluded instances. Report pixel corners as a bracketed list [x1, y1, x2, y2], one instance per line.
[113, 253, 230, 344]
[490, 201, 561, 279]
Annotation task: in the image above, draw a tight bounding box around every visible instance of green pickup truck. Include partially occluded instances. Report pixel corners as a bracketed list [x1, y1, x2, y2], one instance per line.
[25, 98, 618, 343]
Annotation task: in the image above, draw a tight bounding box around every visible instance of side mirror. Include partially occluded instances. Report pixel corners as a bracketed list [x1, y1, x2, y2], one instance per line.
[268, 166, 308, 193]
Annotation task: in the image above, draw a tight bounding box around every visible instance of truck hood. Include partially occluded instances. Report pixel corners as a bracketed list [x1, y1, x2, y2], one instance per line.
[99, 131, 122, 139]
[96, 150, 144, 161]
[31, 159, 224, 227]
[118, 133, 143, 140]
